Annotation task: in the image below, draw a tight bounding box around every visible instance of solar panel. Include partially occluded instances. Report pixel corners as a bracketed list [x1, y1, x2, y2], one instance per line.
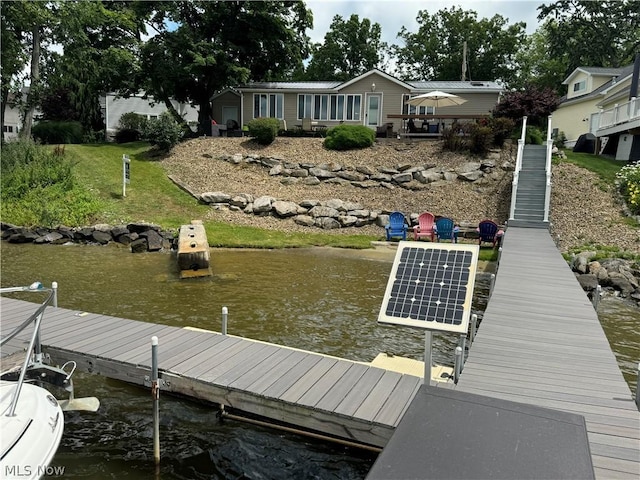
[378, 241, 479, 334]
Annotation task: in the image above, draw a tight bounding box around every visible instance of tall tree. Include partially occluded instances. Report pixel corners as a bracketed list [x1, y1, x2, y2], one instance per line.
[137, 1, 312, 134]
[0, 0, 52, 140]
[537, 0, 640, 77]
[511, 24, 568, 93]
[305, 14, 386, 81]
[45, 0, 142, 132]
[393, 7, 526, 85]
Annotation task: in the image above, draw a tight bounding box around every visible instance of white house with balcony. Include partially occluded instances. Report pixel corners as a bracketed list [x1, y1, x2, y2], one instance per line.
[552, 62, 640, 161]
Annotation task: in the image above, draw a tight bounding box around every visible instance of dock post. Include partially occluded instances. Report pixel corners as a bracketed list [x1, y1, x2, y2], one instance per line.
[151, 336, 160, 472]
[458, 334, 467, 370]
[52, 281, 58, 308]
[592, 285, 602, 310]
[636, 363, 640, 411]
[489, 274, 496, 297]
[221, 306, 228, 335]
[470, 314, 478, 344]
[424, 331, 433, 385]
[454, 346, 463, 383]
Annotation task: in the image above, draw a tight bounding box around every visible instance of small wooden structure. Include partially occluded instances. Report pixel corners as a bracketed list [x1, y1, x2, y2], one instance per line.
[177, 220, 211, 278]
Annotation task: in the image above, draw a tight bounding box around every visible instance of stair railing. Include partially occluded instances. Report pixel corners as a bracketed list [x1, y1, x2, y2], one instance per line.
[543, 115, 553, 222]
[509, 115, 527, 221]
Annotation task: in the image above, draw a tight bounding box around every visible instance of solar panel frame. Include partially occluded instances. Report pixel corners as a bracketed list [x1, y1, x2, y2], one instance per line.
[378, 241, 479, 334]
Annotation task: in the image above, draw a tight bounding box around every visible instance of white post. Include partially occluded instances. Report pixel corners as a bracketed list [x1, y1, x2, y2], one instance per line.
[151, 336, 160, 471]
[470, 313, 478, 344]
[52, 281, 58, 308]
[636, 363, 640, 411]
[454, 346, 463, 383]
[221, 306, 228, 335]
[424, 331, 433, 386]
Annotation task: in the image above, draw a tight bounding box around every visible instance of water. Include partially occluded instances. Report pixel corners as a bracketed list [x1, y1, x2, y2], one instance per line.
[1, 242, 638, 479]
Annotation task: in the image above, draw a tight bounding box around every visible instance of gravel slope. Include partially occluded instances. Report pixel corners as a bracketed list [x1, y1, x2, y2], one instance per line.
[161, 137, 639, 254]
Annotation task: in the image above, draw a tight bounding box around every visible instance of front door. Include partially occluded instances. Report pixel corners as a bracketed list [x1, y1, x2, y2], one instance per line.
[365, 93, 382, 128]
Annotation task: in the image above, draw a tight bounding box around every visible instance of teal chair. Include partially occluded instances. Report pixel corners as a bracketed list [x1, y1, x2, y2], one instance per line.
[385, 211, 408, 241]
[435, 217, 458, 243]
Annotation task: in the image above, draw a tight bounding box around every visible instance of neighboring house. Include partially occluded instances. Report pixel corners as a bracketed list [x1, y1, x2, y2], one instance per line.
[102, 93, 199, 138]
[210, 69, 503, 135]
[552, 63, 640, 161]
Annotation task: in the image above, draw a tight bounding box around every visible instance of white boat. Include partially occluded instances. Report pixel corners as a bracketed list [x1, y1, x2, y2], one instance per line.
[0, 282, 99, 479]
[0, 380, 64, 480]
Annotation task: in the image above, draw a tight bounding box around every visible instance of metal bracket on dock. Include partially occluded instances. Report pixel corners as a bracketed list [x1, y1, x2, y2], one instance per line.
[144, 375, 168, 389]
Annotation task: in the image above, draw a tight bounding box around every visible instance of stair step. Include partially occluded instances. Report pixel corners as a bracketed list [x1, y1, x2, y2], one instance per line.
[508, 219, 549, 229]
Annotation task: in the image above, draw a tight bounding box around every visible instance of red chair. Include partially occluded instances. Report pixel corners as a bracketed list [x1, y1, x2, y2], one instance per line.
[477, 220, 503, 248]
[413, 212, 436, 241]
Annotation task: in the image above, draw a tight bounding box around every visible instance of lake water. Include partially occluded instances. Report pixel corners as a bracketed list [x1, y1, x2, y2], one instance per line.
[1, 242, 638, 479]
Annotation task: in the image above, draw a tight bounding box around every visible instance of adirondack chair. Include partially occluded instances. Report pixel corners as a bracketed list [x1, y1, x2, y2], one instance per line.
[477, 219, 503, 248]
[413, 212, 436, 242]
[435, 217, 458, 243]
[385, 211, 408, 241]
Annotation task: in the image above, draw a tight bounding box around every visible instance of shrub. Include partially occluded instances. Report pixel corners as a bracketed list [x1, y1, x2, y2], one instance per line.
[617, 162, 640, 215]
[115, 128, 142, 143]
[553, 130, 567, 149]
[488, 117, 515, 147]
[0, 139, 102, 226]
[469, 125, 494, 156]
[323, 124, 374, 150]
[32, 120, 84, 144]
[142, 112, 183, 152]
[247, 117, 279, 145]
[441, 124, 468, 152]
[118, 112, 148, 131]
[525, 126, 545, 145]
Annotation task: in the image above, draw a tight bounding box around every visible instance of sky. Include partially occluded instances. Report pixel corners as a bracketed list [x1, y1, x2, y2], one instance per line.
[305, 0, 546, 45]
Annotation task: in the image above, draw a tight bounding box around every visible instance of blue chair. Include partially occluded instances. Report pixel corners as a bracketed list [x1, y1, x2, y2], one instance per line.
[385, 211, 408, 241]
[435, 217, 458, 243]
[477, 219, 504, 248]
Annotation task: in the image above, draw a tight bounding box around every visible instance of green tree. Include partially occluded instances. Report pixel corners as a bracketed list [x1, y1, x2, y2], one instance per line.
[393, 7, 526, 85]
[137, 1, 312, 134]
[305, 14, 386, 81]
[537, 0, 640, 78]
[44, 0, 142, 133]
[511, 24, 568, 93]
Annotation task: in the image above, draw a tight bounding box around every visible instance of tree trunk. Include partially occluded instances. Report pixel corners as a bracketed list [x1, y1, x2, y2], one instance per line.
[22, 25, 40, 139]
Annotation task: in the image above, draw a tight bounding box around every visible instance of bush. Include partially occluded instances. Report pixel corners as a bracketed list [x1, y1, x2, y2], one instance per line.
[323, 124, 374, 150]
[118, 112, 148, 131]
[0, 139, 102, 226]
[142, 112, 183, 151]
[525, 126, 545, 145]
[488, 117, 515, 147]
[247, 118, 279, 145]
[617, 162, 640, 215]
[469, 125, 494, 156]
[32, 121, 84, 144]
[115, 128, 142, 143]
[553, 130, 567, 149]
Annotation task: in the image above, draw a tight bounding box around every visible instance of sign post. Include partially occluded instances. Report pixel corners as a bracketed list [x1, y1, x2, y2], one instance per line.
[122, 154, 130, 197]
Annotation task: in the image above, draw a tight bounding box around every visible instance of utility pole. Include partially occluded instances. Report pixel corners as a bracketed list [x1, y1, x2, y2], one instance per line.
[461, 41, 467, 81]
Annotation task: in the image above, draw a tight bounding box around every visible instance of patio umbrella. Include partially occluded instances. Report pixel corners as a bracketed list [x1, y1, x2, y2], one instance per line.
[406, 90, 467, 108]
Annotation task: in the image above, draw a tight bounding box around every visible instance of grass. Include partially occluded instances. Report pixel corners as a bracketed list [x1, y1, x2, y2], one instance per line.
[558, 150, 625, 190]
[62, 142, 500, 260]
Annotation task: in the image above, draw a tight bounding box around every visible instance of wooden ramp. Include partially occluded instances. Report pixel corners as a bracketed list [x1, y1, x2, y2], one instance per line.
[455, 227, 640, 479]
[0, 297, 429, 448]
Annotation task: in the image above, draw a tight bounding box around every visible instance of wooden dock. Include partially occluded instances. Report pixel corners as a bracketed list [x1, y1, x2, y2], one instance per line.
[0, 297, 430, 448]
[454, 227, 640, 479]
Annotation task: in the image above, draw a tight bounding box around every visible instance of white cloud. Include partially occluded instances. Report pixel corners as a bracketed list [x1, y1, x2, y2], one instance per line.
[305, 0, 543, 46]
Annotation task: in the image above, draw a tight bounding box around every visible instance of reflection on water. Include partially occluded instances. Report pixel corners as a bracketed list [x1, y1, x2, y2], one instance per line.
[1, 242, 638, 479]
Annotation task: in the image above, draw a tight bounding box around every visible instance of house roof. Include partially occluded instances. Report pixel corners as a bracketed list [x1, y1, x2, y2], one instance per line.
[236, 69, 502, 94]
[562, 66, 624, 85]
[559, 63, 636, 106]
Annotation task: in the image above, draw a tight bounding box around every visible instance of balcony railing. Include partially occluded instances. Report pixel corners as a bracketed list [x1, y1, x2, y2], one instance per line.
[594, 97, 640, 132]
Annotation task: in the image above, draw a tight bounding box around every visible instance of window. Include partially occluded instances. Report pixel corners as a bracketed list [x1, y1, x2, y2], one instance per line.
[2, 125, 14, 133]
[298, 94, 360, 121]
[573, 80, 586, 93]
[402, 94, 435, 115]
[253, 93, 283, 119]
